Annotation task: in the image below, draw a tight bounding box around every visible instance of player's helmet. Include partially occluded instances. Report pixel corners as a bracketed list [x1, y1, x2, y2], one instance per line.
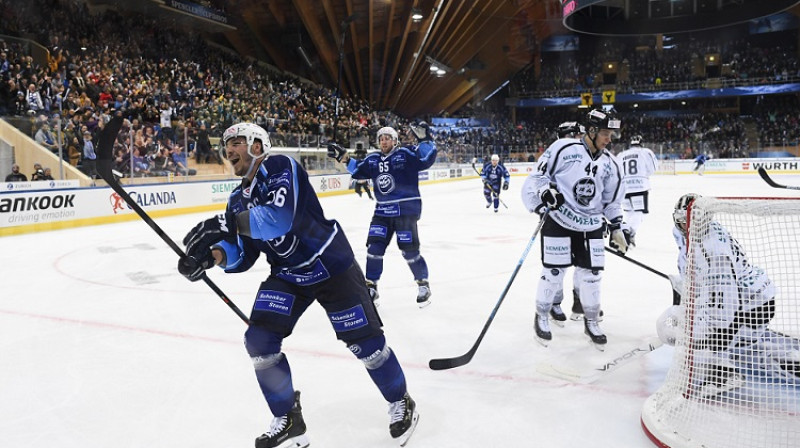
[585, 108, 621, 134]
[630, 135, 643, 146]
[491, 154, 500, 162]
[557, 121, 584, 138]
[673, 193, 700, 234]
[377, 126, 399, 145]
[221, 122, 271, 159]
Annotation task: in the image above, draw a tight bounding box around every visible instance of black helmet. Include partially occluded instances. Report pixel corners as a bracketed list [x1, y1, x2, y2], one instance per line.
[630, 135, 643, 146]
[557, 121, 585, 138]
[585, 108, 621, 133]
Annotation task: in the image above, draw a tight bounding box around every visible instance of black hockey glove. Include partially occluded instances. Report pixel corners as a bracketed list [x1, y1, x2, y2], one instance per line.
[410, 121, 433, 143]
[326, 142, 347, 162]
[502, 182, 509, 191]
[539, 186, 564, 209]
[608, 217, 635, 254]
[178, 213, 236, 282]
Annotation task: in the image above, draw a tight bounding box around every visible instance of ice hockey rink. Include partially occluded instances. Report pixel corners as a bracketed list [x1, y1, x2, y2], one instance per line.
[2, 170, 798, 448]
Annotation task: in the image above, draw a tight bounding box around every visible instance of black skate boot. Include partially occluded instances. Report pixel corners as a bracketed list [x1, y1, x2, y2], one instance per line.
[416, 280, 431, 308]
[255, 391, 309, 448]
[366, 280, 380, 307]
[549, 303, 567, 327]
[570, 289, 604, 321]
[534, 313, 552, 347]
[389, 393, 419, 447]
[584, 317, 607, 351]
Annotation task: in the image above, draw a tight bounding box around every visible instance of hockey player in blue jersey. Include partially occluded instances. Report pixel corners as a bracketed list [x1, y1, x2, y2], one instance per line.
[693, 153, 708, 175]
[480, 154, 510, 213]
[328, 123, 437, 308]
[177, 123, 419, 448]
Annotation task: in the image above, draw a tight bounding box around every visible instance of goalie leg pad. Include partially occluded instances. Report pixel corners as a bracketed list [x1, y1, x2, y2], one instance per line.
[575, 267, 602, 319]
[348, 335, 407, 402]
[536, 267, 566, 316]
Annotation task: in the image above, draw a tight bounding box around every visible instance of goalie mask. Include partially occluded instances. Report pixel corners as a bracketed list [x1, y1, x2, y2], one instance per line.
[673, 193, 700, 235]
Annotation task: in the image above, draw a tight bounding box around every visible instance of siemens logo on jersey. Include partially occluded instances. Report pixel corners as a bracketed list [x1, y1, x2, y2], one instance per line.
[0, 194, 75, 212]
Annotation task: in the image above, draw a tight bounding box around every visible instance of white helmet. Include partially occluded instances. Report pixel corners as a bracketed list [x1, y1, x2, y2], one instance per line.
[377, 126, 398, 145]
[222, 122, 271, 159]
[491, 154, 500, 162]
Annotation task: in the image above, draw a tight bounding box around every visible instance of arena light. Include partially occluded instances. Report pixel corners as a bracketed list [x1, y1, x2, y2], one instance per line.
[411, 8, 423, 22]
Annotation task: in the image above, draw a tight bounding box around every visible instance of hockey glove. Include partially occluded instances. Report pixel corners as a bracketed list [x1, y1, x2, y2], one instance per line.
[669, 274, 684, 305]
[326, 142, 348, 162]
[178, 252, 216, 282]
[608, 217, 635, 254]
[502, 182, 509, 191]
[410, 121, 433, 143]
[178, 213, 236, 281]
[539, 186, 564, 209]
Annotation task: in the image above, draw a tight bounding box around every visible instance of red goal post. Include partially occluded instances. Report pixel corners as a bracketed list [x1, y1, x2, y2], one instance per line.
[641, 196, 800, 448]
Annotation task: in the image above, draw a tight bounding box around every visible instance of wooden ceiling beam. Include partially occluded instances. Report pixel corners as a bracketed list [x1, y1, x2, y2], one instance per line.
[377, 0, 397, 108]
[345, 0, 365, 98]
[321, 0, 357, 96]
[382, 1, 422, 109]
[242, 13, 289, 71]
[267, 0, 287, 28]
[292, 0, 341, 94]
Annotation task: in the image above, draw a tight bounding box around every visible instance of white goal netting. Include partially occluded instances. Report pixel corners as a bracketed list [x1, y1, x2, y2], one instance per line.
[642, 197, 800, 448]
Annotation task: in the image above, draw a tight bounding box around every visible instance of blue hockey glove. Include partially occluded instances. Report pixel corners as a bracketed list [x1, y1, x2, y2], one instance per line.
[326, 142, 347, 162]
[608, 217, 635, 254]
[502, 182, 509, 191]
[539, 186, 564, 209]
[410, 121, 433, 143]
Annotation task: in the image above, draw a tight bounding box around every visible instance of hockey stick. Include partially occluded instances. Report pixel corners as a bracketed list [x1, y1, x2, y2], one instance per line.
[96, 115, 250, 325]
[471, 162, 508, 209]
[536, 337, 663, 384]
[758, 167, 800, 190]
[604, 247, 669, 280]
[429, 210, 549, 370]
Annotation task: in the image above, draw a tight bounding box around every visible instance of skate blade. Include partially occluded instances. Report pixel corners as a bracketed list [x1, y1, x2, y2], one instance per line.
[535, 335, 551, 347]
[397, 410, 420, 447]
[569, 313, 584, 321]
[417, 299, 432, 309]
[550, 318, 566, 328]
[589, 340, 606, 352]
[275, 434, 310, 448]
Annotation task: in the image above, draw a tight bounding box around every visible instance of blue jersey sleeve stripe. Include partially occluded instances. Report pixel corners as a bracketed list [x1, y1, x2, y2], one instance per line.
[215, 239, 243, 270]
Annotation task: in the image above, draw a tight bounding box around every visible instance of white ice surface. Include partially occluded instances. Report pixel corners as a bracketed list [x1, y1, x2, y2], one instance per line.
[1, 171, 797, 448]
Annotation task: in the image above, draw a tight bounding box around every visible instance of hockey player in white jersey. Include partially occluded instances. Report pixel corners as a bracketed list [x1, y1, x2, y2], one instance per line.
[659, 194, 799, 398]
[521, 108, 631, 349]
[617, 135, 658, 236]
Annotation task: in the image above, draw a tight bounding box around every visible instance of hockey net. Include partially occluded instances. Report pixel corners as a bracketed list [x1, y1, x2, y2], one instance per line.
[642, 197, 800, 448]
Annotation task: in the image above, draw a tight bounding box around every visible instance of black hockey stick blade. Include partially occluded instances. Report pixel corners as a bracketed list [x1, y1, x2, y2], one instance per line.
[758, 167, 800, 190]
[429, 348, 477, 370]
[96, 114, 250, 325]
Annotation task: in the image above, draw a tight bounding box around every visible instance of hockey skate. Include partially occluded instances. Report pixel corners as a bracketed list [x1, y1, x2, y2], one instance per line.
[584, 317, 607, 351]
[389, 393, 419, 447]
[549, 303, 567, 327]
[698, 365, 745, 398]
[366, 280, 380, 307]
[255, 391, 309, 448]
[416, 280, 431, 308]
[534, 313, 552, 347]
[570, 295, 604, 322]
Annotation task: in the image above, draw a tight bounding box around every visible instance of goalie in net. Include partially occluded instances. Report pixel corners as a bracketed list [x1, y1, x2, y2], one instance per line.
[645, 194, 800, 448]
